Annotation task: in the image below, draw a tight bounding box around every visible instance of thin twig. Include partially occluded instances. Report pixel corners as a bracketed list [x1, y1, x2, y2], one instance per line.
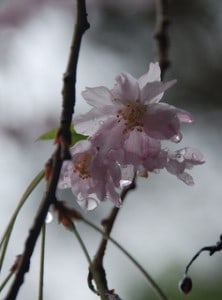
[89, 178, 136, 300]
[4, 1, 89, 299]
[154, 0, 170, 79]
[0, 170, 44, 273]
[185, 235, 222, 275]
[70, 222, 91, 266]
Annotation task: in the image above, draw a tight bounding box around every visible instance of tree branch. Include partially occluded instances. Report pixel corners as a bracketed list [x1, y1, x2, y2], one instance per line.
[4, 1, 89, 299]
[89, 178, 136, 299]
[154, 0, 170, 79]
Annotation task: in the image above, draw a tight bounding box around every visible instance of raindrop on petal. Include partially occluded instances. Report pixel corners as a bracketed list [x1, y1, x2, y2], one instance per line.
[171, 132, 182, 143]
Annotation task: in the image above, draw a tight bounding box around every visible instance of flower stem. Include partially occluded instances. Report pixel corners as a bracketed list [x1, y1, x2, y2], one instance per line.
[82, 218, 169, 300]
[70, 222, 91, 265]
[0, 170, 44, 272]
[38, 224, 46, 300]
[0, 272, 13, 293]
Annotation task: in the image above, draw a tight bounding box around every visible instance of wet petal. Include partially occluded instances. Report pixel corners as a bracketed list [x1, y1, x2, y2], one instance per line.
[143, 103, 180, 140]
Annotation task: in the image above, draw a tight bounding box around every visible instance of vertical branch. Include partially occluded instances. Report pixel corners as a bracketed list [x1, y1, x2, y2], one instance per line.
[90, 178, 136, 299]
[154, 0, 170, 79]
[4, 1, 89, 299]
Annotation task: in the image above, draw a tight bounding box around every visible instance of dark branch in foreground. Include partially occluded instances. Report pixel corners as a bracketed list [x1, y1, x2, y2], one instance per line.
[4, 1, 89, 299]
[89, 177, 136, 300]
[154, 0, 170, 79]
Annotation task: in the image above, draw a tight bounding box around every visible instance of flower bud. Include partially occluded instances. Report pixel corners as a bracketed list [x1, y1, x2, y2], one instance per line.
[178, 275, 192, 294]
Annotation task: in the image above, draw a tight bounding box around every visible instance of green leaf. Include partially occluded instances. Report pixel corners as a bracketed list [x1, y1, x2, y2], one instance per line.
[37, 126, 88, 145]
[70, 127, 88, 146]
[37, 128, 58, 141]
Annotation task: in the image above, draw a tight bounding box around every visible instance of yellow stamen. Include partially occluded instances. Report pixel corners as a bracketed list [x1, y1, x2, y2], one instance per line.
[116, 100, 146, 133]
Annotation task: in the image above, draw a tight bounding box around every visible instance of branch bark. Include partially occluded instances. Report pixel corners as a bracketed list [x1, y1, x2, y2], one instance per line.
[4, 1, 89, 299]
[89, 178, 136, 300]
[154, 0, 170, 79]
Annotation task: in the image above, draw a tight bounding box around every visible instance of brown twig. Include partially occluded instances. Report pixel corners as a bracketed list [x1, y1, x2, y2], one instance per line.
[89, 177, 136, 300]
[4, 1, 89, 299]
[154, 0, 170, 79]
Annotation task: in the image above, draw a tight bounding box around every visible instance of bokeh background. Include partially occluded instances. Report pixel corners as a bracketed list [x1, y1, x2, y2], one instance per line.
[1, 0, 222, 299]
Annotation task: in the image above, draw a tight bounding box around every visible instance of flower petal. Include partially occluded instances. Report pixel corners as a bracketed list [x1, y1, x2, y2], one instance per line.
[74, 106, 116, 135]
[138, 62, 161, 89]
[77, 194, 100, 210]
[112, 72, 140, 102]
[141, 80, 177, 104]
[143, 103, 180, 140]
[176, 109, 194, 123]
[82, 86, 113, 108]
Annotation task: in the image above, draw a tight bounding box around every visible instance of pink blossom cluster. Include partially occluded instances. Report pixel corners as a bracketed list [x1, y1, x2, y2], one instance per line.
[59, 62, 204, 210]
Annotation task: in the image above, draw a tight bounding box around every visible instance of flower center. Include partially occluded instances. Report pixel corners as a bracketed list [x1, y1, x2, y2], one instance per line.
[116, 100, 146, 133]
[73, 152, 92, 179]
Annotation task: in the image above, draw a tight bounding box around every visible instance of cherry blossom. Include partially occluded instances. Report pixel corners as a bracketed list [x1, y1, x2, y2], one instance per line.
[75, 62, 193, 143]
[59, 140, 133, 210]
[59, 62, 204, 209]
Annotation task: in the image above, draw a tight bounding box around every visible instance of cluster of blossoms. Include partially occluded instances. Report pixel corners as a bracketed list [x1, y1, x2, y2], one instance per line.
[59, 62, 204, 210]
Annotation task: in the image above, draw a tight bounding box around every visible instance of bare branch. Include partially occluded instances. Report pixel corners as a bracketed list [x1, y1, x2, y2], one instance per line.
[154, 0, 170, 79]
[89, 178, 136, 300]
[4, 1, 89, 299]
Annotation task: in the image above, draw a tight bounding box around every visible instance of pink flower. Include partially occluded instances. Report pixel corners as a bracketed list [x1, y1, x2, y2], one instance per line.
[166, 147, 205, 185]
[59, 140, 133, 210]
[74, 62, 194, 175]
[75, 62, 193, 143]
[59, 62, 204, 209]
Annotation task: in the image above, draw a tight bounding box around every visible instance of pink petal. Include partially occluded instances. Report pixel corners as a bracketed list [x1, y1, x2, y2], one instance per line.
[182, 147, 205, 164]
[176, 109, 194, 123]
[82, 86, 113, 108]
[77, 194, 100, 210]
[143, 149, 167, 171]
[141, 80, 177, 104]
[74, 106, 116, 135]
[124, 131, 160, 159]
[90, 117, 125, 152]
[138, 62, 161, 89]
[178, 172, 194, 186]
[143, 103, 180, 140]
[58, 161, 73, 189]
[112, 72, 140, 102]
[106, 180, 122, 207]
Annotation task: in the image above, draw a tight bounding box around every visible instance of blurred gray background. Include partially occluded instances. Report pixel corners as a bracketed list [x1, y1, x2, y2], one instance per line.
[0, 0, 222, 299]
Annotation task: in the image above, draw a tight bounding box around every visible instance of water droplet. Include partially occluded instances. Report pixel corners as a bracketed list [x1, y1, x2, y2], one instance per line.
[171, 132, 182, 143]
[120, 179, 132, 188]
[45, 212, 53, 224]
